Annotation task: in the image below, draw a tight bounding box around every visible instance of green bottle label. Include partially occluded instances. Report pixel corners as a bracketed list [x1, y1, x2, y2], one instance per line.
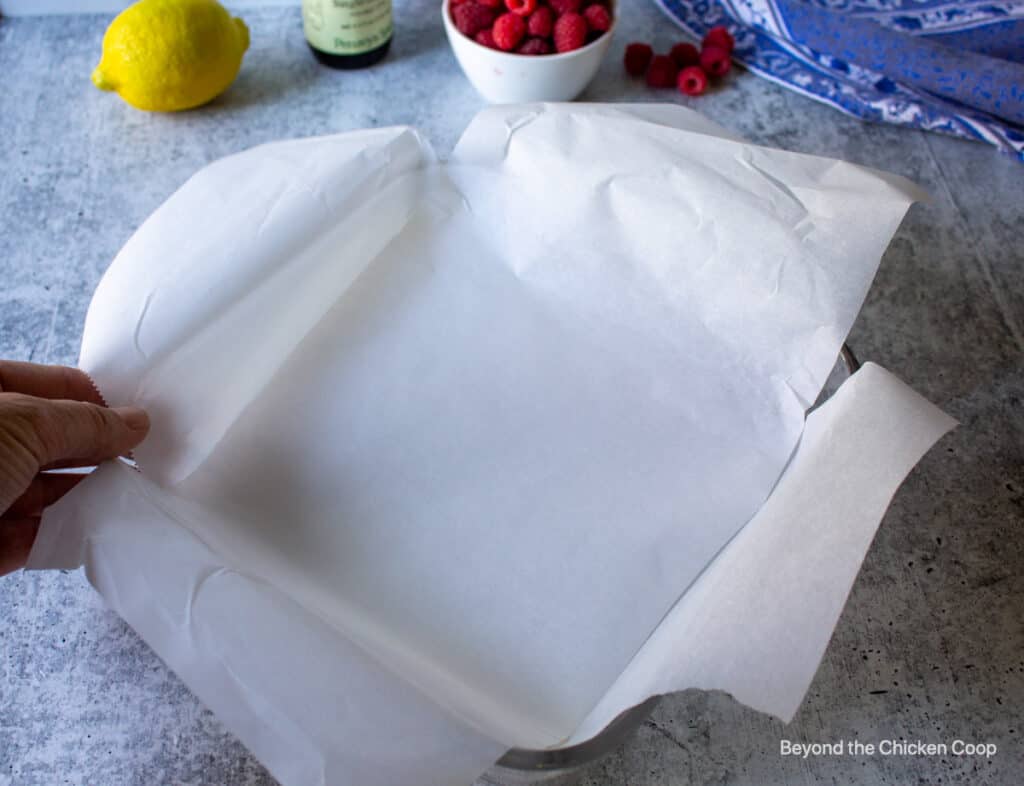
[303, 0, 393, 56]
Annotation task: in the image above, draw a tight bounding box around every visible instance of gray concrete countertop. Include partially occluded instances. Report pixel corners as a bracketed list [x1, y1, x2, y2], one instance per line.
[1, 3, 1021, 785]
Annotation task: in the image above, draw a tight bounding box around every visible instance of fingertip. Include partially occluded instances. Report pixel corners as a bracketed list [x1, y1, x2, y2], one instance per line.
[113, 406, 150, 437]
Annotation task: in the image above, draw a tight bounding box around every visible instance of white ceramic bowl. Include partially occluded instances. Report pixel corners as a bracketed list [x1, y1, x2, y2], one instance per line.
[442, 0, 617, 103]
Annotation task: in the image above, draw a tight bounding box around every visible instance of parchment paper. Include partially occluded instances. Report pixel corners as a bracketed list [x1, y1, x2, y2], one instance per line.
[28, 104, 953, 786]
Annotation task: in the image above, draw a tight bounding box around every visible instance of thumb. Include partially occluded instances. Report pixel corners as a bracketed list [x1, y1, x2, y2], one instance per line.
[9, 394, 149, 469]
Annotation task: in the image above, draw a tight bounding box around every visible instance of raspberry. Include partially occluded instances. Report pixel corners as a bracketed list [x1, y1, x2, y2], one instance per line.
[623, 42, 652, 76]
[492, 12, 527, 50]
[517, 36, 552, 54]
[582, 4, 611, 33]
[699, 45, 731, 76]
[452, 2, 496, 37]
[475, 28, 498, 48]
[703, 25, 735, 53]
[677, 65, 707, 96]
[477, 0, 504, 7]
[553, 11, 587, 52]
[505, 0, 537, 16]
[645, 54, 677, 88]
[669, 42, 699, 68]
[548, 0, 582, 15]
[527, 5, 553, 36]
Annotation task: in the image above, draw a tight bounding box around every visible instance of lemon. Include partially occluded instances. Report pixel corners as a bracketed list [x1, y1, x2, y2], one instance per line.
[92, 0, 250, 112]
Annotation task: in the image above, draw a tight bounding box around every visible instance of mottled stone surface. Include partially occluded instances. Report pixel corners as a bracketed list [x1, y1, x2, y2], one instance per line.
[1, 3, 1022, 785]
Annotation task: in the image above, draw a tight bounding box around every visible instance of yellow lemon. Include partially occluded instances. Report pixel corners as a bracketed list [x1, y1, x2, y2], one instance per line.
[92, 0, 249, 112]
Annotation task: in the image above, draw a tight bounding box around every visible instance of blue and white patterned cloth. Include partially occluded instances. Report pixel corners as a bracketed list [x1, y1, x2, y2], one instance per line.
[655, 0, 1024, 159]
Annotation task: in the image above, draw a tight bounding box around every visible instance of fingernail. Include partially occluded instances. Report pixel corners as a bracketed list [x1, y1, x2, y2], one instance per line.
[114, 406, 150, 434]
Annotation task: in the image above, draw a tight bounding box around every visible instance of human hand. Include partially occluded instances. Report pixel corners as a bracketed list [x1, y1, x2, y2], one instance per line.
[0, 361, 149, 576]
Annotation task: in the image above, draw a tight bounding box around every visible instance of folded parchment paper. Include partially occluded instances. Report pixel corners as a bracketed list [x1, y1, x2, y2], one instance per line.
[29, 104, 954, 786]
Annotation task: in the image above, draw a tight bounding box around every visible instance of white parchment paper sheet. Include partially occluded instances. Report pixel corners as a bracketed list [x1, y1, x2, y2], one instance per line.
[27, 104, 952, 785]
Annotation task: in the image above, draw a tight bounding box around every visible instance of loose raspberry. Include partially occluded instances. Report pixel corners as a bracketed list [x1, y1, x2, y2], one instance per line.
[677, 65, 708, 96]
[645, 54, 678, 88]
[703, 25, 735, 53]
[623, 42, 653, 76]
[517, 36, 552, 54]
[699, 44, 731, 76]
[549, 0, 582, 15]
[452, 2, 497, 37]
[582, 4, 611, 33]
[492, 12, 527, 50]
[553, 11, 588, 52]
[475, 28, 498, 48]
[669, 42, 699, 68]
[505, 0, 537, 16]
[527, 5, 553, 36]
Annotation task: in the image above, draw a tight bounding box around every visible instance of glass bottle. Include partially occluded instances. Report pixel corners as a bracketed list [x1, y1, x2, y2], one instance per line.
[302, 0, 393, 69]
